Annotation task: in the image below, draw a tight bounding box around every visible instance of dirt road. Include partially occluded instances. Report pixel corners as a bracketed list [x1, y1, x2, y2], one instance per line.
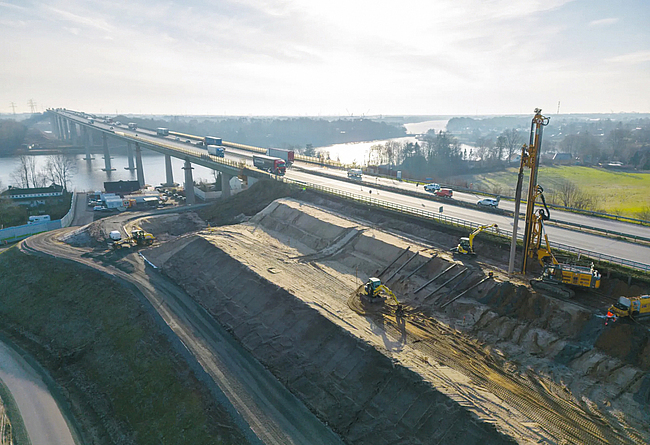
[21, 226, 344, 445]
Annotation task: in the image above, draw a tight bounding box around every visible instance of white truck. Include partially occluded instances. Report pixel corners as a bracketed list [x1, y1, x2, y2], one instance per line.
[266, 148, 294, 166]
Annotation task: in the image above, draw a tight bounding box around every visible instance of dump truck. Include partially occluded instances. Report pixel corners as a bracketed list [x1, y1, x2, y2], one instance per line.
[266, 148, 294, 166]
[253, 154, 286, 175]
[608, 295, 650, 318]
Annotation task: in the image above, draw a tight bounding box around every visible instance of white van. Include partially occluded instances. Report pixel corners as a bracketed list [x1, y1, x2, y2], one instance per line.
[28, 215, 51, 224]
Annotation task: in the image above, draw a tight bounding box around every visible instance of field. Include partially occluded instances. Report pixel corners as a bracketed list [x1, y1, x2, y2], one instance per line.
[454, 165, 650, 218]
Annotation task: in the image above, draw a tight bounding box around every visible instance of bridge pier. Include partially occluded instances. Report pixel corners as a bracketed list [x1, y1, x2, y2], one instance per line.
[101, 133, 115, 171]
[135, 143, 145, 187]
[221, 172, 233, 199]
[125, 142, 136, 170]
[183, 159, 195, 205]
[70, 122, 79, 145]
[61, 118, 69, 141]
[164, 154, 174, 186]
[82, 126, 94, 160]
[50, 114, 59, 139]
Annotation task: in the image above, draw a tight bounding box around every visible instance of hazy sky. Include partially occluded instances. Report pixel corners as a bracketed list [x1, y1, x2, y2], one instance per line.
[1, 0, 649, 116]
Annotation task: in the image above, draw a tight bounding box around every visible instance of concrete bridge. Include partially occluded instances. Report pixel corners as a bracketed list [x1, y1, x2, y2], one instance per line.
[47, 109, 269, 204]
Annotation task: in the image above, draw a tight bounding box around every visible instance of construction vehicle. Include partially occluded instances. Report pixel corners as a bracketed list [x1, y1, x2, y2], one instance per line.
[527, 186, 601, 298]
[364, 278, 399, 304]
[608, 295, 650, 319]
[111, 229, 155, 250]
[452, 223, 498, 255]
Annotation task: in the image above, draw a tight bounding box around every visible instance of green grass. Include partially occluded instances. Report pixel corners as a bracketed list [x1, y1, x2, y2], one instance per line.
[455, 166, 650, 218]
[0, 247, 246, 445]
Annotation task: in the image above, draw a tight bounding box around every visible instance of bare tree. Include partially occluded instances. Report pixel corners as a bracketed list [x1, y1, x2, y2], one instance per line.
[44, 154, 77, 191]
[10, 155, 37, 188]
[550, 179, 595, 210]
[502, 129, 523, 163]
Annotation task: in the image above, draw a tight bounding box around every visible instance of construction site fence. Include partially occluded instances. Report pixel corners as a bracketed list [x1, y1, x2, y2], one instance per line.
[0, 192, 76, 244]
[279, 177, 650, 273]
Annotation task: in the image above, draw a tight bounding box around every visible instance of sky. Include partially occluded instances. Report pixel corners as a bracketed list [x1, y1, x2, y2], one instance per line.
[1, 0, 649, 116]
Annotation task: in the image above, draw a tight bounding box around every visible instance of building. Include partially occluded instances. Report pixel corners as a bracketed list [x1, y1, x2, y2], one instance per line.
[0, 184, 64, 206]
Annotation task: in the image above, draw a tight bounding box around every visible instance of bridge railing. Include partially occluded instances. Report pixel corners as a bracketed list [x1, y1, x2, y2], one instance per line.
[278, 176, 650, 273]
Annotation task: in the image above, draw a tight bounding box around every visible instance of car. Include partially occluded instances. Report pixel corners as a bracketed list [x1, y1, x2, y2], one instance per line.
[93, 205, 108, 212]
[434, 188, 453, 198]
[186, 139, 192, 143]
[423, 183, 441, 192]
[175, 137, 180, 141]
[477, 197, 499, 208]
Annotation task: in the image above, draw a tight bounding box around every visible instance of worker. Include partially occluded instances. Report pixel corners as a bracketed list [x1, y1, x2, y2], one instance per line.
[605, 311, 617, 326]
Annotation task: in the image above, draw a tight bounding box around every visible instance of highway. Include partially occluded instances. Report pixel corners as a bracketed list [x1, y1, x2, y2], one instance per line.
[55, 110, 650, 269]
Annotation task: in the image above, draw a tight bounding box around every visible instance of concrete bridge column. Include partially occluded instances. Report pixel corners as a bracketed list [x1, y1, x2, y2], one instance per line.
[50, 115, 59, 139]
[82, 126, 93, 160]
[164, 154, 174, 186]
[125, 142, 136, 170]
[183, 159, 195, 204]
[102, 133, 115, 171]
[89, 129, 96, 148]
[55, 116, 62, 140]
[60, 118, 68, 140]
[64, 119, 72, 141]
[221, 172, 233, 199]
[70, 122, 79, 145]
[135, 143, 145, 187]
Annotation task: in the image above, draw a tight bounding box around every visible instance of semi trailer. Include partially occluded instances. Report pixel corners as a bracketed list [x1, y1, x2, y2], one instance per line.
[207, 145, 225, 157]
[253, 154, 286, 175]
[266, 148, 294, 166]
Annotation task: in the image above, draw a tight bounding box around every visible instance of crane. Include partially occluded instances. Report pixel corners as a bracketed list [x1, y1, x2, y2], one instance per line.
[452, 223, 498, 255]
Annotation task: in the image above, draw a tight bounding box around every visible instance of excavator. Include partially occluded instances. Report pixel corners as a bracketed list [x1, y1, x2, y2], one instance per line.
[527, 186, 601, 298]
[364, 278, 403, 313]
[452, 223, 498, 255]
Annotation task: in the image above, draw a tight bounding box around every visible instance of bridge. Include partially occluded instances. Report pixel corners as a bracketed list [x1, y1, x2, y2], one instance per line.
[47, 108, 285, 203]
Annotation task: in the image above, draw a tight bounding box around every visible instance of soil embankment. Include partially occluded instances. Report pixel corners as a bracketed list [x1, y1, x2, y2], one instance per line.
[143, 196, 649, 444]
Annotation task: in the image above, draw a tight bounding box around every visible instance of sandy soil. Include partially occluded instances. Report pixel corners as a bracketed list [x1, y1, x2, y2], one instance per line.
[144, 198, 649, 444]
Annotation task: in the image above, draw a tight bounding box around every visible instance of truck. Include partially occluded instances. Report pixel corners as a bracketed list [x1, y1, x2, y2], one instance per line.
[608, 295, 650, 318]
[157, 128, 169, 136]
[434, 188, 453, 198]
[266, 148, 294, 166]
[207, 144, 225, 157]
[128, 123, 138, 130]
[205, 136, 222, 146]
[253, 154, 286, 175]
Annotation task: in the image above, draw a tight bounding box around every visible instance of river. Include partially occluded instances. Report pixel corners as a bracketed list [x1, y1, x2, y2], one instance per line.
[0, 119, 450, 191]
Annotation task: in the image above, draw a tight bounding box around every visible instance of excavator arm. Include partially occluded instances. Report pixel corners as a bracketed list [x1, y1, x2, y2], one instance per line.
[375, 285, 400, 306]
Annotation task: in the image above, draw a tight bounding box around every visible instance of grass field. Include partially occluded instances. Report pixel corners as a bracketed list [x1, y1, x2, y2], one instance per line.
[454, 166, 650, 218]
[0, 247, 246, 445]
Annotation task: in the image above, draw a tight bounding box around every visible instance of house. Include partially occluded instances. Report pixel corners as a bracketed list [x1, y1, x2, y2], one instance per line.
[0, 184, 64, 206]
[552, 153, 574, 164]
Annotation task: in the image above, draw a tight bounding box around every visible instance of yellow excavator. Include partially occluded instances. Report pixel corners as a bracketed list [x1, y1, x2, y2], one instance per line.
[453, 224, 498, 255]
[111, 229, 155, 250]
[364, 277, 404, 314]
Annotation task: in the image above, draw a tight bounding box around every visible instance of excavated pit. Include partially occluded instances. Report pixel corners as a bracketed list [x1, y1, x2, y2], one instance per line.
[142, 199, 649, 444]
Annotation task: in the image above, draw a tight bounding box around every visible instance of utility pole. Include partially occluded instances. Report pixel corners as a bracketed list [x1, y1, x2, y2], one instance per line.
[9, 102, 16, 114]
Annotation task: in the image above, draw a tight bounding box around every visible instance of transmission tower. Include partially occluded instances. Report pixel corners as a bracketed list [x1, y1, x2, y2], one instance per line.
[556, 101, 561, 115]
[28, 99, 36, 113]
[9, 102, 17, 114]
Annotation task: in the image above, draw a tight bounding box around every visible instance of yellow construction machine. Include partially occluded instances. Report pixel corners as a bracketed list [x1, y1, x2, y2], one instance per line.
[608, 295, 650, 319]
[527, 186, 601, 298]
[509, 109, 601, 299]
[453, 223, 498, 255]
[111, 229, 155, 250]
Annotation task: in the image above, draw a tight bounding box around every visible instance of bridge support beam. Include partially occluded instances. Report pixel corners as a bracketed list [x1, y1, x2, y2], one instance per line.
[50, 115, 59, 139]
[60, 118, 68, 141]
[65, 119, 71, 141]
[221, 172, 233, 199]
[135, 143, 145, 187]
[82, 126, 93, 160]
[164, 154, 174, 186]
[125, 142, 136, 170]
[101, 133, 115, 171]
[88, 129, 95, 148]
[183, 159, 195, 205]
